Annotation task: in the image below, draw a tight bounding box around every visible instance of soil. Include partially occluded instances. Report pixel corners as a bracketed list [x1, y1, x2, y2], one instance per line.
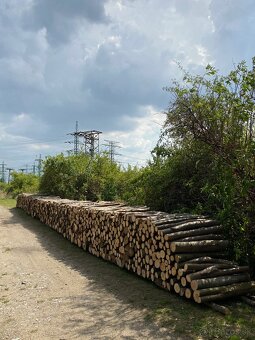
[0, 206, 181, 340]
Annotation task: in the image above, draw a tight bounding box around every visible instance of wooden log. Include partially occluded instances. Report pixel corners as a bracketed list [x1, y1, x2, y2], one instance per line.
[193, 282, 255, 301]
[241, 296, 255, 307]
[185, 288, 192, 299]
[175, 234, 224, 242]
[184, 257, 234, 265]
[174, 253, 227, 263]
[205, 302, 230, 315]
[163, 225, 223, 240]
[191, 273, 251, 291]
[174, 282, 181, 294]
[171, 240, 228, 253]
[170, 219, 218, 232]
[186, 266, 249, 283]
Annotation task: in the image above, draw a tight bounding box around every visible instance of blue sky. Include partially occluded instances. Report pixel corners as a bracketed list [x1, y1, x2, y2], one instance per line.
[0, 0, 255, 171]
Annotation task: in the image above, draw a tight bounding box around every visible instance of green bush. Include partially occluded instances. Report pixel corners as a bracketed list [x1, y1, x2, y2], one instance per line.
[5, 172, 39, 198]
[155, 59, 255, 272]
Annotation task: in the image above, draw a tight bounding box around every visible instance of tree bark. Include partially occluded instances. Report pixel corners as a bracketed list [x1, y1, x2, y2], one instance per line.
[171, 240, 228, 253]
[191, 273, 250, 291]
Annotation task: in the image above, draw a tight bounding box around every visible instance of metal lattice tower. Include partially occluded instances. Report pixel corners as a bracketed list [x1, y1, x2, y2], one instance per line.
[32, 163, 36, 175]
[78, 130, 102, 157]
[6, 168, 13, 183]
[66, 121, 80, 155]
[0, 162, 6, 182]
[35, 154, 43, 177]
[103, 140, 121, 163]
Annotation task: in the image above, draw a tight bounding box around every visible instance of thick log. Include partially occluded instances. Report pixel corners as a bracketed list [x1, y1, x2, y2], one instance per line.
[186, 266, 249, 283]
[185, 257, 234, 265]
[171, 240, 228, 253]
[194, 282, 255, 301]
[170, 219, 218, 232]
[174, 253, 227, 263]
[184, 263, 233, 272]
[185, 288, 192, 299]
[176, 234, 224, 242]
[163, 225, 223, 240]
[154, 215, 199, 226]
[191, 273, 250, 291]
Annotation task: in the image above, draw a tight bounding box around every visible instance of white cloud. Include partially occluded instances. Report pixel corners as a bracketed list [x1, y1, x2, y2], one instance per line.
[104, 105, 165, 165]
[1, 0, 255, 170]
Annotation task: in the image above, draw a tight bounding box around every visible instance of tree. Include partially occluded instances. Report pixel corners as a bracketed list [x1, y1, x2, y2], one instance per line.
[39, 153, 142, 202]
[159, 59, 255, 270]
[5, 172, 39, 197]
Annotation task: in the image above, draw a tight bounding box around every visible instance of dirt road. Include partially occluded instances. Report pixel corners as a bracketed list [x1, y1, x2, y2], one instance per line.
[0, 206, 183, 340]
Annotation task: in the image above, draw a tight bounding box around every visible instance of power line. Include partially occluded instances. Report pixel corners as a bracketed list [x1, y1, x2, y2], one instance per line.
[0, 136, 67, 149]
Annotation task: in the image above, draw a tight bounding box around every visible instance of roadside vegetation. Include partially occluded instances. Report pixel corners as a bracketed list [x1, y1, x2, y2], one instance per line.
[1, 58, 255, 275]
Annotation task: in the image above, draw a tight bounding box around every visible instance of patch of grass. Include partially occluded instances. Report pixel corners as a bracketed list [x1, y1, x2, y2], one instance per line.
[144, 298, 255, 340]
[0, 198, 16, 208]
[4, 247, 11, 252]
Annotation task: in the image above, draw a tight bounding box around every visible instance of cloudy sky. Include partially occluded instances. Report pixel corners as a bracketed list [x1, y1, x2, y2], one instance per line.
[0, 0, 255, 172]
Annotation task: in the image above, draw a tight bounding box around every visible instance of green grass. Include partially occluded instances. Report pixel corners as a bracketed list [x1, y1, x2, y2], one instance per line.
[0, 198, 16, 208]
[144, 298, 255, 339]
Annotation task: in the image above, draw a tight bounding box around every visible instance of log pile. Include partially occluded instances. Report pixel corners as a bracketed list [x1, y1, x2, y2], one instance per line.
[17, 194, 255, 304]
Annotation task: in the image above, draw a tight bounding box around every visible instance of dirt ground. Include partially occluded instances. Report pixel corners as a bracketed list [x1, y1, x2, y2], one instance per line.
[0, 205, 184, 340]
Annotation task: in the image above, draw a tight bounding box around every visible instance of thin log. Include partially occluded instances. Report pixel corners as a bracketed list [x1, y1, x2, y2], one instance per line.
[205, 302, 230, 315]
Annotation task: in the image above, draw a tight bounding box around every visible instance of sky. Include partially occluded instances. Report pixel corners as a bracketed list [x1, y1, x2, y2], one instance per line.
[0, 0, 255, 173]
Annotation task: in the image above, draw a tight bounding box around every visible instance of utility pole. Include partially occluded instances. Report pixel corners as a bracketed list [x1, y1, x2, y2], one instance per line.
[66, 121, 80, 155]
[6, 168, 13, 183]
[0, 162, 6, 182]
[103, 140, 121, 163]
[19, 168, 26, 173]
[35, 154, 43, 177]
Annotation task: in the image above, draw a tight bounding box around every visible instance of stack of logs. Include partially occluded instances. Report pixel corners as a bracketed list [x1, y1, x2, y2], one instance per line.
[17, 194, 255, 304]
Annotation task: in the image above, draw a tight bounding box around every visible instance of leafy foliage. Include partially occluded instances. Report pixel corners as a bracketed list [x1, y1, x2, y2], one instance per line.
[5, 172, 39, 197]
[155, 59, 255, 271]
[39, 153, 145, 203]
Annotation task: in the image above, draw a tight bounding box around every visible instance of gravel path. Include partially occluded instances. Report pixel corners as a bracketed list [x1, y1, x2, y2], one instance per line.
[0, 206, 179, 340]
